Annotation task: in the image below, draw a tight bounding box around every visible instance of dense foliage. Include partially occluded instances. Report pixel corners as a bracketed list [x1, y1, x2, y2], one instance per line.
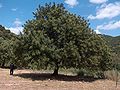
[0, 25, 16, 67]
[13, 3, 113, 76]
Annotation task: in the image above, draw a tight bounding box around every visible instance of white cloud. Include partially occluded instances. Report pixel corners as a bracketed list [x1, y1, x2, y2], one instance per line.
[88, 2, 120, 19]
[89, 0, 108, 4]
[94, 29, 101, 34]
[7, 27, 23, 35]
[6, 18, 23, 34]
[13, 18, 22, 27]
[0, 3, 2, 8]
[97, 20, 120, 30]
[11, 8, 17, 11]
[65, 0, 79, 7]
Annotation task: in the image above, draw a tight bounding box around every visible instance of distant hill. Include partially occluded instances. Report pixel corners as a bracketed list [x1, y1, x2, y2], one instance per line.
[101, 35, 120, 46]
[101, 34, 120, 53]
[0, 25, 16, 40]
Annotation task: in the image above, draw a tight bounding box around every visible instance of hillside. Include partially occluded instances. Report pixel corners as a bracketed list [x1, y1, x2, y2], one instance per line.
[0, 25, 16, 40]
[101, 34, 120, 53]
[102, 35, 120, 47]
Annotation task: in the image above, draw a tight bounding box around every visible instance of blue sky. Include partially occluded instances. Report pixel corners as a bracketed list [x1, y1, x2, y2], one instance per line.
[0, 0, 120, 36]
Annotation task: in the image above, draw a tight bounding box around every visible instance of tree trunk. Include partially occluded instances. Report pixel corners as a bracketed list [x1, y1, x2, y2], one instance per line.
[52, 63, 59, 76]
[1, 60, 5, 68]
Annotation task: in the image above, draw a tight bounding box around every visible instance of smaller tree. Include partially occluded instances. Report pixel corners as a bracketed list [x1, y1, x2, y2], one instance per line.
[0, 38, 15, 67]
[0, 25, 16, 67]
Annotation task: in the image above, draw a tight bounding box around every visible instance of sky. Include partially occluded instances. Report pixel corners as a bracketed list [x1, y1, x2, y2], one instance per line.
[0, 0, 120, 36]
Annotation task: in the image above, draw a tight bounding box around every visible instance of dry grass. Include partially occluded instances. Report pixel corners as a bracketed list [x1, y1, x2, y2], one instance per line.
[0, 68, 120, 90]
[104, 70, 120, 81]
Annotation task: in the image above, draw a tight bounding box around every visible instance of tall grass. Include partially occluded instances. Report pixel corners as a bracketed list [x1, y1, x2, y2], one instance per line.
[104, 70, 120, 81]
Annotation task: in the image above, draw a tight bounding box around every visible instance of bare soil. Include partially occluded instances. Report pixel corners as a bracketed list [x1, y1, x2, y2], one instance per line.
[0, 68, 120, 90]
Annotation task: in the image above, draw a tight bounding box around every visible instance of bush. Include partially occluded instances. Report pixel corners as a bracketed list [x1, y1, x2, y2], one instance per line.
[74, 68, 105, 78]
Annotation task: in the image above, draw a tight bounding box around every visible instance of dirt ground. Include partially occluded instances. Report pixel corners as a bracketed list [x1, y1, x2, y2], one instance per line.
[0, 68, 120, 90]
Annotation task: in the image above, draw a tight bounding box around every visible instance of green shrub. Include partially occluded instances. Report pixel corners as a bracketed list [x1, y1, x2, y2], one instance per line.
[74, 68, 105, 78]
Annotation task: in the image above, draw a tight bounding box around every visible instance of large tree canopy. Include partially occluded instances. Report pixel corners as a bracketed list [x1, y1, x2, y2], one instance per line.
[14, 3, 113, 76]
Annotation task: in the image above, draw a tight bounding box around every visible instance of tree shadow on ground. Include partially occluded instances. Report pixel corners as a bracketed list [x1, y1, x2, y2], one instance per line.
[0, 66, 17, 69]
[0, 66, 11, 69]
[13, 72, 104, 82]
